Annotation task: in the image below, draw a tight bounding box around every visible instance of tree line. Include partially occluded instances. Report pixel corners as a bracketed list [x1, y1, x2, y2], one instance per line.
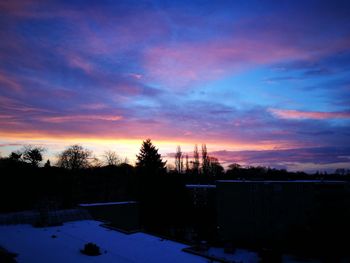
[173, 144, 223, 176]
[5, 144, 126, 170]
[2, 137, 349, 215]
[2, 139, 224, 176]
[2, 138, 349, 177]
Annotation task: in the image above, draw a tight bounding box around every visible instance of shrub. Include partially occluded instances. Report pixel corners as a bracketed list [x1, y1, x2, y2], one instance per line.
[81, 242, 101, 256]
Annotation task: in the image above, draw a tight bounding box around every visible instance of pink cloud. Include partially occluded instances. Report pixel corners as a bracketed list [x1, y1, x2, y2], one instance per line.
[269, 108, 350, 120]
[0, 96, 53, 114]
[129, 73, 143, 80]
[0, 72, 22, 92]
[39, 114, 123, 123]
[0, 0, 38, 16]
[143, 13, 350, 89]
[67, 10, 169, 56]
[65, 54, 94, 73]
[0, 0, 83, 21]
[0, 113, 15, 120]
[1, 1, 169, 59]
[208, 147, 350, 172]
[79, 103, 108, 110]
[144, 38, 311, 89]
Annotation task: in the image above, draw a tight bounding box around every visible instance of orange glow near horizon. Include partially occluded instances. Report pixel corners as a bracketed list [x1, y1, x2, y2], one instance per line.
[0, 131, 297, 166]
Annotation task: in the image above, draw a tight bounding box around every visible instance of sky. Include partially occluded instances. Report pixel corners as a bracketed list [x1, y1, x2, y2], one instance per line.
[0, 0, 350, 172]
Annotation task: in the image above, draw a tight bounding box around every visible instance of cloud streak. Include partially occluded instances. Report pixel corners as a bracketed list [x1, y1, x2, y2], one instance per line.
[210, 147, 350, 172]
[269, 109, 350, 120]
[39, 115, 123, 123]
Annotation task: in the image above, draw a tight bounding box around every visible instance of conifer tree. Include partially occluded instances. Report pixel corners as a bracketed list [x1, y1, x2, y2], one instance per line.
[136, 139, 166, 175]
[44, 159, 51, 168]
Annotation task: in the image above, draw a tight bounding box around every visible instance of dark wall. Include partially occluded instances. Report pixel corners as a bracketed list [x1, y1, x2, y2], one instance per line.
[0, 162, 137, 212]
[81, 202, 140, 231]
[217, 181, 350, 256]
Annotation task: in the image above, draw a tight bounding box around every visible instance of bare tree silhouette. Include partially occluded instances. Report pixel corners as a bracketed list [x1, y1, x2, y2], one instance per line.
[103, 150, 121, 166]
[57, 145, 92, 170]
[201, 144, 209, 176]
[193, 144, 200, 175]
[175, 145, 183, 173]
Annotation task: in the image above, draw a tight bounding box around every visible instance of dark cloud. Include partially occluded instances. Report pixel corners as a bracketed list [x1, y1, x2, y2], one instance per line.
[211, 146, 350, 167]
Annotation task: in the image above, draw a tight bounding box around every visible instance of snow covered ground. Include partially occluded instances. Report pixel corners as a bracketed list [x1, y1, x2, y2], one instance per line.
[0, 220, 208, 263]
[79, 201, 138, 207]
[203, 247, 320, 263]
[0, 209, 91, 225]
[206, 247, 259, 262]
[185, 184, 216, 188]
[0, 219, 323, 263]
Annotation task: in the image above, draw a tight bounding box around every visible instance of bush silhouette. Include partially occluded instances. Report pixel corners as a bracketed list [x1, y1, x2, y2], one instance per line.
[81, 242, 101, 256]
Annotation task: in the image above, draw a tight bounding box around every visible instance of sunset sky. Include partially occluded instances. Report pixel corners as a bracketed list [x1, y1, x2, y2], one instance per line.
[0, 0, 350, 172]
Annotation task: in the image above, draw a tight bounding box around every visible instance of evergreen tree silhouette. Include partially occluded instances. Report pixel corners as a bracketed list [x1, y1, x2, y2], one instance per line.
[136, 139, 166, 175]
[44, 159, 51, 168]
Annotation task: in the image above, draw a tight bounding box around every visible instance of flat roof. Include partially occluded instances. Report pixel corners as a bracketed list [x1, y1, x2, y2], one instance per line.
[79, 201, 138, 207]
[0, 220, 208, 263]
[216, 180, 347, 184]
